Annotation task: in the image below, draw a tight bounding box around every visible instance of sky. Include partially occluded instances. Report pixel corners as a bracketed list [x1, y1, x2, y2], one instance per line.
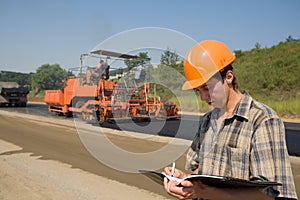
[0, 0, 299, 73]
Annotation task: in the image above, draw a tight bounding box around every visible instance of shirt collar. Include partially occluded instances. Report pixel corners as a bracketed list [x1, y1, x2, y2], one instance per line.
[231, 91, 252, 120]
[210, 91, 252, 121]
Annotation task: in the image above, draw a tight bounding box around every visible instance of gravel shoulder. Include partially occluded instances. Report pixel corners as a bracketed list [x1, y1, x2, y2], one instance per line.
[0, 139, 170, 200]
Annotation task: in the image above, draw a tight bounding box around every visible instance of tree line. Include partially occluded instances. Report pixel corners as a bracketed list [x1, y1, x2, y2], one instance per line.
[1, 36, 299, 102]
[0, 64, 69, 94]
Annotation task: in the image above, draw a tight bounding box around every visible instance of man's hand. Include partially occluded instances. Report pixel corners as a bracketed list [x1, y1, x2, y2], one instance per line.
[164, 167, 186, 179]
[163, 178, 217, 200]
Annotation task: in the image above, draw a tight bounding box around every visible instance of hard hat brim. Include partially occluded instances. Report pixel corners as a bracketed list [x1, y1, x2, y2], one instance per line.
[182, 78, 205, 90]
[182, 70, 218, 90]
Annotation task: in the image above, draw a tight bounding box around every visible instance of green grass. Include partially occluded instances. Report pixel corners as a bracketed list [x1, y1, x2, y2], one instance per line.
[170, 91, 300, 118]
[168, 92, 212, 113]
[259, 96, 300, 118]
[234, 40, 300, 118]
[28, 90, 45, 102]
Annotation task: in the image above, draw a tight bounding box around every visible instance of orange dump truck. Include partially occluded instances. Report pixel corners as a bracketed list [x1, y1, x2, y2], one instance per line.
[44, 50, 178, 124]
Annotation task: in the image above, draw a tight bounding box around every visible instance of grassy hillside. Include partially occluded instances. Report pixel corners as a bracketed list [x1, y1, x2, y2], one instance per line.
[2, 40, 300, 117]
[234, 40, 300, 117]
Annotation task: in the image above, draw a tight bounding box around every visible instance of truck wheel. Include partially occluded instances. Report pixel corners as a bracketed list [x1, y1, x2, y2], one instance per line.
[98, 108, 106, 125]
[74, 100, 85, 119]
[75, 100, 85, 108]
[65, 111, 73, 118]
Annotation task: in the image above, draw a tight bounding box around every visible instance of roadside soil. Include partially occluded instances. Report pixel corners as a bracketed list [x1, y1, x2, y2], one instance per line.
[0, 140, 170, 200]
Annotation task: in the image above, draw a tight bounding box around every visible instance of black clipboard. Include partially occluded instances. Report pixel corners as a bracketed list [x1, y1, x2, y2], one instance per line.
[139, 170, 282, 188]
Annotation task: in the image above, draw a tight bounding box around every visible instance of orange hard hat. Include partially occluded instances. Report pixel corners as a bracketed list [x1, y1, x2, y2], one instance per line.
[182, 40, 236, 90]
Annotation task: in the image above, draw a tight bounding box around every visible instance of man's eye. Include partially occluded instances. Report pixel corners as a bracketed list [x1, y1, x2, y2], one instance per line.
[201, 87, 209, 91]
[193, 87, 208, 92]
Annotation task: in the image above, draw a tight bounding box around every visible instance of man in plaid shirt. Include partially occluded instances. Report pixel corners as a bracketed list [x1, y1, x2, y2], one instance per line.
[163, 40, 297, 200]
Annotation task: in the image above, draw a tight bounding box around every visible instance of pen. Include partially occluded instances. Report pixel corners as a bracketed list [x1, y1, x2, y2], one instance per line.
[171, 162, 175, 177]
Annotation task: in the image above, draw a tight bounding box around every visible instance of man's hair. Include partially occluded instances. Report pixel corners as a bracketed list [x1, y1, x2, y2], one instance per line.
[218, 64, 238, 89]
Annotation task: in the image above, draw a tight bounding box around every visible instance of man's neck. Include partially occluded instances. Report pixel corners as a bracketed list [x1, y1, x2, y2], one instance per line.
[220, 89, 243, 118]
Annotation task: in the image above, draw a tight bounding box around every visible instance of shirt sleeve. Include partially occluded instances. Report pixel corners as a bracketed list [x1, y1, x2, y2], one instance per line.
[185, 113, 210, 172]
[185, 134, 200, 171]
[250, 117, 297, 199]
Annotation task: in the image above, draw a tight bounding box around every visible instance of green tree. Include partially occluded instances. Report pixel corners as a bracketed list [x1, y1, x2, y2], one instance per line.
[254, 42, 261, 50]
[32, 64, 68, 93]
[160, 48, 180, 65]
[233, 50, 244, 58]
[147, 49, 185, 100]
[286, 35, 299, 42]
[160, 48, 183, 75]
[124, 52, 150, 70]
[0, 70, 32, 86]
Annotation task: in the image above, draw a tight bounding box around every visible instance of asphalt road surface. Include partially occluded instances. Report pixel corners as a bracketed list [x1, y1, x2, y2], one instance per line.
[1, 102, 300, 156]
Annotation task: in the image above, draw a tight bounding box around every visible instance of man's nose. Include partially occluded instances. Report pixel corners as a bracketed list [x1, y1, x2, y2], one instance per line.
[199, 90, 209, 101]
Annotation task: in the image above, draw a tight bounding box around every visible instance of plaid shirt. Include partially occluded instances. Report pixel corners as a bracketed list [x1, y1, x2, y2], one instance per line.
[186, 91, 297, 199]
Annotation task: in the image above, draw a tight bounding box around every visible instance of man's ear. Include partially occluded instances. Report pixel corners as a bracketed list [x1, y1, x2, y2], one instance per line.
[225, 70, 234, 85]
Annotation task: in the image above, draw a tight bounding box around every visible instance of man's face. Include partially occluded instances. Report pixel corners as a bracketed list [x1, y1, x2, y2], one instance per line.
[194, 76, 227, 109]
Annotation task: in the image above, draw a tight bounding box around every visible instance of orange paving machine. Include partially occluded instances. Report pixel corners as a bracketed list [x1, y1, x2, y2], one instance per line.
[44, 50, 179, 124]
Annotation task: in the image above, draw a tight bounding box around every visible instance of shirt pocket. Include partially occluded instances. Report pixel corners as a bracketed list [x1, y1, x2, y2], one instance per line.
[201, 144, 250, 179]
[223, 146, 250, 179]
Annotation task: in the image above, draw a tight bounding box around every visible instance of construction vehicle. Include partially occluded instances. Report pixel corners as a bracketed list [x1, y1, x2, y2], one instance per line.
[0, 81, 29, 107]
[44, 50, 179, 124]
